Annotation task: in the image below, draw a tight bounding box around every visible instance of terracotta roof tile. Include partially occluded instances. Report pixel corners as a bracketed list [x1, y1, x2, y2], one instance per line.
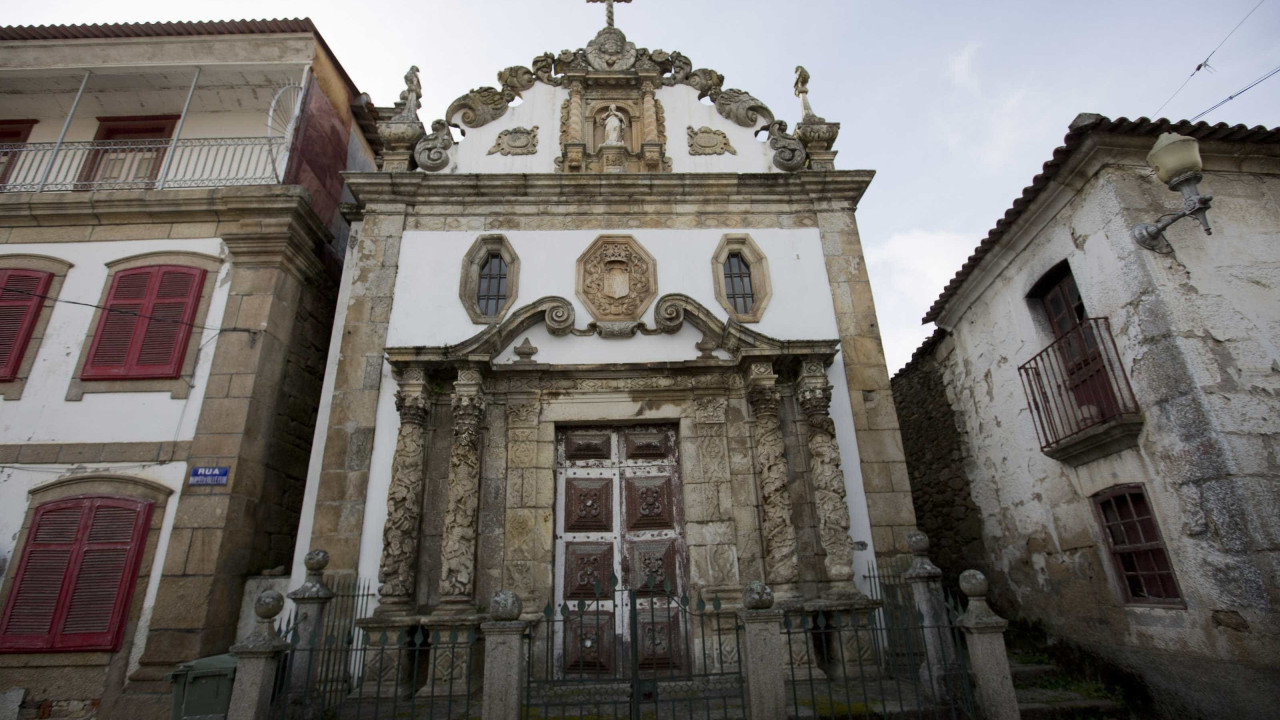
[0, 18, 318, 41]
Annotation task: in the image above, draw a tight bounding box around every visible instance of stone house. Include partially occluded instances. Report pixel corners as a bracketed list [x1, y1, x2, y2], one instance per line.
[0, 19, 376, 718]
[893, 113, 1280, 719]
[290, 7, 915, 699]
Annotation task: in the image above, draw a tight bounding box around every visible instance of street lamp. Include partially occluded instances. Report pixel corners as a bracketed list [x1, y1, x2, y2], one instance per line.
[1131, 133, 1213, 253]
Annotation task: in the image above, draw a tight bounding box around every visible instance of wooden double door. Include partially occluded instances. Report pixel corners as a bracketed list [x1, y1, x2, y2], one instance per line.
[553, 424, 686, 674]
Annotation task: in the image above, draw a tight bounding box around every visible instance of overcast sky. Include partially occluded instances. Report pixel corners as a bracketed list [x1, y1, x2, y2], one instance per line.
[9, 0, 1278, 371]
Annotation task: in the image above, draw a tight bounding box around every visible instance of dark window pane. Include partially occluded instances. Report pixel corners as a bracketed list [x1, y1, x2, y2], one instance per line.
[723, 252, 754, 314]
[477, 253, 508, 317]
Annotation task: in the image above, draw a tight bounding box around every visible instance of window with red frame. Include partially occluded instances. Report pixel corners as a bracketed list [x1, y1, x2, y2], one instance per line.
[1093, 485, 1182, 604]
[0, 496, 152, 652]
[81, 265, 205, 380]
[0, 269, 53, 382]
[0, 120, 38, 186]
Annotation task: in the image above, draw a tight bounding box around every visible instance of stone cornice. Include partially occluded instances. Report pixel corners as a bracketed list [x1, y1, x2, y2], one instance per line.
[342, 171, 873, 214]
[0, 186, 335, 284]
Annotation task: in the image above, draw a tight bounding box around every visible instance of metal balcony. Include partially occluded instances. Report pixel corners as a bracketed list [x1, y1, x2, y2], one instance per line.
[1018, 317, 1142, 464]
[0, 136, 288, 193]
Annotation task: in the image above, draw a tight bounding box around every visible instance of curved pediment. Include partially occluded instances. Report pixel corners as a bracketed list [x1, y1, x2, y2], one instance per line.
[384, 294, 839, 369]
[377, 23, 840, 175]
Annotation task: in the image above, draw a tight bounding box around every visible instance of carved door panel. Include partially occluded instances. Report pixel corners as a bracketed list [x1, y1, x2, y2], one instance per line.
[554, 425, 683, 678]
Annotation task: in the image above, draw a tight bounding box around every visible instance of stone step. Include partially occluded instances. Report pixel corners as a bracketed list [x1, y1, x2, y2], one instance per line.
[1016, 686, 1127, 720]
[1011, 662, 1060, 685]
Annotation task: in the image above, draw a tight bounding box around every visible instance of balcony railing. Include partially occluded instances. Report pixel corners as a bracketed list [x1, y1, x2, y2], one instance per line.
[0, 137, 288, 193]
[1018, 317, 1140, 452]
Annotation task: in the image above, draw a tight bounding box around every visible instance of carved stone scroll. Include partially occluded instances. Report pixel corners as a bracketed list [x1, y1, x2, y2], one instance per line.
[746, 362, 799, 587]
[715, 89, 774, 128]
[762, 120, 807, 173]
[376, 367, 431, 614]
[446, 86, 514, 130]
[798, 359, 857, 584]
[438, 367, 487, 607]
[414, 119, 454, 172]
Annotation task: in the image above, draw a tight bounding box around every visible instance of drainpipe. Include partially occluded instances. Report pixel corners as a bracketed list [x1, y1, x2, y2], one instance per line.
[36, 70, 90, 192]
[156, 66, 200, 191]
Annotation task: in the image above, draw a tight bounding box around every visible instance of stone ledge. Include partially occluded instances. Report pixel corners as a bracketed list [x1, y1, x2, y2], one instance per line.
[1043, 413, 1144, 467]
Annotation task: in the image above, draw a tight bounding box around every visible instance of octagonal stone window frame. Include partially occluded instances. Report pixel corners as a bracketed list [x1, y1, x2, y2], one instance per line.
[460, 234, 520, 324]
[575, 235, 659, 323]
[712, 234, 772, 323]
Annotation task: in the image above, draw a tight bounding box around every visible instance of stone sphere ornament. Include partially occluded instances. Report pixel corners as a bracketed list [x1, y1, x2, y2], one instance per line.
[255, 589, 285, 620]
[742, 580, 775, 610]
[490, 590, 523, 621]
[959, 569, 989, 598]
[906, 530, 930, 555]
[304, 549, 330, 573]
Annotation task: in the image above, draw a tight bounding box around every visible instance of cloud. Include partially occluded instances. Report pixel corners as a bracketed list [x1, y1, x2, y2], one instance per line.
[947, 42, 982, 92]
[863, 229, 978, 374]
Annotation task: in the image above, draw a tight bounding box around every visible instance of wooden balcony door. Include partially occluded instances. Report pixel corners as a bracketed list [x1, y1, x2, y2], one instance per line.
[1041, 273, 1120, 421]
[77, 116, 178, 189]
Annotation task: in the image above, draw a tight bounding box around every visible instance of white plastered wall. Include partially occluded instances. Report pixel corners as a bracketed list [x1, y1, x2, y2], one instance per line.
[0, 238, 229, 668]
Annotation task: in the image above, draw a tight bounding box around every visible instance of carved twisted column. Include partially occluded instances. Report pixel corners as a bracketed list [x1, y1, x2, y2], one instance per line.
[567, 82, 585, 144]
[797, 359, 860, 591]
[437, 367, 487, 611]
[641, 82, 659, 144]
[375, 366, 430, 616]
[745, 362, 799, 589]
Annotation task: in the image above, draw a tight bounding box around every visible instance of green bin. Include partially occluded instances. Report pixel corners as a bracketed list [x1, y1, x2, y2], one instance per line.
[166, 653, 238, 720]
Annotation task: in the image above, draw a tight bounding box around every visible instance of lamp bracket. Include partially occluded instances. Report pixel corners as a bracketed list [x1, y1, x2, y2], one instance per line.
[1131, 172, 1213, 254]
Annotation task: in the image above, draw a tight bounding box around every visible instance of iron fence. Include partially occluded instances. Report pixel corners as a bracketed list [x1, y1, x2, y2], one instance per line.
[0, 136, 287, 193]
[1018, 317, 1139, 450]
[525, 577, 746, 720]
[778, 566, 975, 720]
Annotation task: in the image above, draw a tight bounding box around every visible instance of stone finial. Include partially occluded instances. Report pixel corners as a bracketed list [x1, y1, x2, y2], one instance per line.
[232, 589, 289, 655]
[959, 569, 988, 598]
[289, 549, 336, 602]
[256, 590, 284, 620]
[903, 530, 942, 581]
[743, 581, 775, 610]
[958, 569, 1008, 632]
[513, 337, 539, 364]
[490, 590, 523, 621]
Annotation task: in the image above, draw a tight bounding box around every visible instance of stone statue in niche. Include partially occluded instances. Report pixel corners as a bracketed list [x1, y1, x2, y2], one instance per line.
[602, 105, 628, 146]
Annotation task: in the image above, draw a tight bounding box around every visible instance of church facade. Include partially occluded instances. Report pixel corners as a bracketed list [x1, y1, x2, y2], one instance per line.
[294, 9, 915, 649]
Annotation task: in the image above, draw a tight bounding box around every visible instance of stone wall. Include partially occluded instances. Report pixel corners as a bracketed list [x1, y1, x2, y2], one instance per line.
[927, 135, 1280, 720]
[890, 331, 985, 587]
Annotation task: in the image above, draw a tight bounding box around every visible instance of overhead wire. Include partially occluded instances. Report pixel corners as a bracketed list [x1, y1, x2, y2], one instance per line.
[0, 283, 255, 339]
[1151, 0, 1268, 117]
[1189, 62, 1280, 121]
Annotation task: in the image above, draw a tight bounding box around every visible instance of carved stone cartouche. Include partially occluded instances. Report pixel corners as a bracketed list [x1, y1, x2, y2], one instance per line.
[577, 235, 658, 322]
[488, 126, 539, 156]
[687, 126, 736, 156]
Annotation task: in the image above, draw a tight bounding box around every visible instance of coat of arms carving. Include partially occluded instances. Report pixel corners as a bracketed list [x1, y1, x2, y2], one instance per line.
[576, 235, 658, 322]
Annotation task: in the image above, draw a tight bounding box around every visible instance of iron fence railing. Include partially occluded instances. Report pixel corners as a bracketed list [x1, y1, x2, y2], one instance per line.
[0, 136, 287, 193]
[1018, 317, 1139, 450]
[781, 566, 976, 720]
[525, 577, 746, 720]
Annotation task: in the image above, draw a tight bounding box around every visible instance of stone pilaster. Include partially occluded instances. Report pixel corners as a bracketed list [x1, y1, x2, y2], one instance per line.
[798, 358, 860, 594]
[375, 366, 431, 616]
[745, 362, 800, 592]
[436, 367, 487, 612]
[688, 394, 740, 597]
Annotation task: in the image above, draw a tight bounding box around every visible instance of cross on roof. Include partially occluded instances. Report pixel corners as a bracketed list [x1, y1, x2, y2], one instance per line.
[587, 0, 632, 28]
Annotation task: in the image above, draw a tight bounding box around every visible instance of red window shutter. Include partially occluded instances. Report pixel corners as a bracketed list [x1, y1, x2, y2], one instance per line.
[82, 265, 205, 380]
[0, 269, 53, 382]
[0, 497, 152, 652]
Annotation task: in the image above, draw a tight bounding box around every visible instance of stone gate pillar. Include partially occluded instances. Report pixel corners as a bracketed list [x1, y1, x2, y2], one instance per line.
[375, 365, 430, 617]
[798, 357, 863, 600]
[745, 361, 800, 595]
[437, 366, 487, 612]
